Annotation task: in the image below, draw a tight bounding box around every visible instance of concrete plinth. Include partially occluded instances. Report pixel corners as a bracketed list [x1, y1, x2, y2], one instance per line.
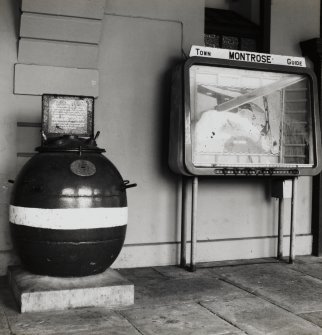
[8, 266, 134, 313]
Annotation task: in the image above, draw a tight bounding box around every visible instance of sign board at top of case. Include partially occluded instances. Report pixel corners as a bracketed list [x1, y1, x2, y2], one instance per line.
[189, 45, 306, 68]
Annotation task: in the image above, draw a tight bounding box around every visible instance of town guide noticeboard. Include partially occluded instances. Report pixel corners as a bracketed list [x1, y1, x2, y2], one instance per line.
[168, 46, 321, 177]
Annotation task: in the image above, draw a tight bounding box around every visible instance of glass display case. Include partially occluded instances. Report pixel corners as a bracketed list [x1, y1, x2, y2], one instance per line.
[169, 56, 321, 176]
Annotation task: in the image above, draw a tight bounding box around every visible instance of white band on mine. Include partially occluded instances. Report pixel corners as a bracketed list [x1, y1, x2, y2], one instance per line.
[9, 205, 128, 230]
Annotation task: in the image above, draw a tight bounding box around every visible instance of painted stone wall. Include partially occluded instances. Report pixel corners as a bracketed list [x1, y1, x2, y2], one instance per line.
[99, 0, 320, 268]
[0, 0, 320, 274]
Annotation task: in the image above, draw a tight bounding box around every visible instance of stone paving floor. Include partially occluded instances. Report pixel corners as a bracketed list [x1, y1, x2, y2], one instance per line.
[2, 256, 322, 334]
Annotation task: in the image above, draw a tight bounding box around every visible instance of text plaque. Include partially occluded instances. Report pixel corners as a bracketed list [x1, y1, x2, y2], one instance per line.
[42, 95, 94, 138]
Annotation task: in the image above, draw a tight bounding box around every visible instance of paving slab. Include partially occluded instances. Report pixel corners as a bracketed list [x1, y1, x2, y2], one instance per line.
[209, 263, 322, 314]
[202, 294, 322, 335]
[153, 265, 214, 280]
[133, 276, 247, 307]
[122, 302, 244, 335]
[0, 287, 20, 316]
[117, 267, 167, 285]
[197, 258, 279, 268]
[152, 259, 282, 280]
[0, 276, 8, 289]
[300, 311, 322, 328]
[7, 308, 140, 335]
[8, 266, 134, 313]
[0, 308, 10, 335]
[289, 262, 322, 281]
[295, 256, 322, 264]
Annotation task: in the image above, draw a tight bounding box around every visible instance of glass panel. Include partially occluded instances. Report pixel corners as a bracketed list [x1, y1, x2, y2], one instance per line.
[204, 34, 220, 48]
[189, 65, 313, 168]
[240, 38, 257, 52]
[222, 35, 239, 49]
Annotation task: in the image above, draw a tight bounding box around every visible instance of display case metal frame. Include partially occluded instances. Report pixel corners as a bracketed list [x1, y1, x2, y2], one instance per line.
[176, 56, 322, 177]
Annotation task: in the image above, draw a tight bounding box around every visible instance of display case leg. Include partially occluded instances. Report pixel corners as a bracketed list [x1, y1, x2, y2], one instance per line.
[190, 176, 198, 272]
[271, 179, 293, 262]
[289, 177, 298, 264]
[180, 177, 188, 268]
[277, 197, 284, 260]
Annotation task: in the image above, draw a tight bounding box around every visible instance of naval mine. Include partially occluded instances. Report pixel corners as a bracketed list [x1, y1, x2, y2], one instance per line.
[9, 95, 136, 277]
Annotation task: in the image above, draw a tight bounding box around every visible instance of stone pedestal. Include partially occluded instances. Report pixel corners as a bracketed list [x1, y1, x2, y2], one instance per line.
[8, 266, 134, 313]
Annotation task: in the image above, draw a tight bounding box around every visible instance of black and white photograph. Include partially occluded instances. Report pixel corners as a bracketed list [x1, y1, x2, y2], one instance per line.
[1, 0, 322, 334]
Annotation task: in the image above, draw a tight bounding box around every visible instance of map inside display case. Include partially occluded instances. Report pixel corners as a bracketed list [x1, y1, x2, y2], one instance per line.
[190, 65, 312, 167]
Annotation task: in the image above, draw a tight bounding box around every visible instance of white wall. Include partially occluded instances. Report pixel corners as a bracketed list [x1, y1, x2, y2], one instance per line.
[98, 0, 318, 268]
[0, 0, 36, 273]
[271, 0, 320, 56]
[0, 0, 320, 274]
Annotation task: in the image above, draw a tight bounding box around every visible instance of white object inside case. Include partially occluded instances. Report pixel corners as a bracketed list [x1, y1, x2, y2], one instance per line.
[189, 65, 314, 168]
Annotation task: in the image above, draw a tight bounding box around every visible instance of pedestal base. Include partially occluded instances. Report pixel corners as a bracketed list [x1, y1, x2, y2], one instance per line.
[8, 266, 134, 313]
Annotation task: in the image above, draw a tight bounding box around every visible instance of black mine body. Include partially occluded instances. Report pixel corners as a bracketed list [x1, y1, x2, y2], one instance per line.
[10, 136, 134, 277]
